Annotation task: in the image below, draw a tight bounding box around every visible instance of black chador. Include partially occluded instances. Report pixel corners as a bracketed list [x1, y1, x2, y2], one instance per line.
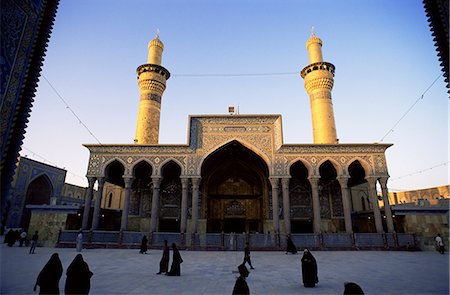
[65, 254, 93, 295]
[232, 264, 250, 295]
[157, 240, 170, 274]
[301, 248, 318, 288]
[285, 235, 298, 254]
[34, 253, 63, 294]
[140, 235, 148, 254]
[166, 243, 183, 276]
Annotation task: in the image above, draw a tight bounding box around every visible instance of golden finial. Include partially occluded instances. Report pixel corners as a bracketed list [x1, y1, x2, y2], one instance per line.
[311, 26, 315, 36]
[156, 28, 160, 38]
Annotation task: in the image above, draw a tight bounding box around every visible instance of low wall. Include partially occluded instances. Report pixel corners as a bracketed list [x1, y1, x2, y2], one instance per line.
[57, 231, 418, 251]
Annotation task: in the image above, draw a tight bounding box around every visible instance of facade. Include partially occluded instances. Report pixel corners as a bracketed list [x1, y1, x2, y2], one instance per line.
[1, 0, 60, 231]
[82, 33, 396, 237]
[5, 156, 91, 230]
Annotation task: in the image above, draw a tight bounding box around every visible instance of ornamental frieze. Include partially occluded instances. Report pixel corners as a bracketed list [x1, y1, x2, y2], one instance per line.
[84, 144, 193, 155]
[278, 144, 391, 154]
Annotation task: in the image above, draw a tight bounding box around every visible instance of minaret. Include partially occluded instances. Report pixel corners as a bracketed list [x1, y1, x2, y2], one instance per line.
[300, 33, 338, 144]
[134, 32, 170, 144]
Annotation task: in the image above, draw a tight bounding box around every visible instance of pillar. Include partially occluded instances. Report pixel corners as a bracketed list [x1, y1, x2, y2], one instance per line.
[379, 177, 395, 233]
[269, 177, 280, 234]
[120, 176, 134, 231]
[82, 177, 96, 230]
[150, 176, 161, 232]
[180, 177, 189, 233]
[337, 176, 353, 233]
[91, 177, 105, 230]
[191, 177, 201, 233]
[366, 176, 384, 233]
[309, 176, 322, 233]
[281, 178, 291, 234]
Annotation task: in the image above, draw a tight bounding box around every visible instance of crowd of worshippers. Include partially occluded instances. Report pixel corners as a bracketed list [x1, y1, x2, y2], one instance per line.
[32, 234, 365, 294]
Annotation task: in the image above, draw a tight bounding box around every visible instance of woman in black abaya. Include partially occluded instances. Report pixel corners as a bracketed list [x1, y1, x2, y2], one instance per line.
[166, 243, 183, 276]
[285, 235, 298, 254]
[65, 254, 93, 295]
[34, 253, 63, 294]
[301, 248, 318, 287]
[140, 235, 148, 254]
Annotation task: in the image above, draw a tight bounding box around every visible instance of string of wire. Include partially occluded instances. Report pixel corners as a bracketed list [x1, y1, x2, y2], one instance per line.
[42, 75, 102, 144]
[21, 146, 86, 180]
[379, 73, 443, 142]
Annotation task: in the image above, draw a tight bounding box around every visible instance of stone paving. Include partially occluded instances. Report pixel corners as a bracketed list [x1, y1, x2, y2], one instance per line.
[1, 243, 448, 295]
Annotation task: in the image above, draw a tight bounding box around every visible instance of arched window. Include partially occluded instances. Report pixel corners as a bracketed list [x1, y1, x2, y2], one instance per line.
[107, 193, 113, 208]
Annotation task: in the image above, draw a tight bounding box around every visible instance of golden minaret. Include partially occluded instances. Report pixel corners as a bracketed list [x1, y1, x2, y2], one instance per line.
[301, 33, 338, 144]
[134, 32, 170, 144]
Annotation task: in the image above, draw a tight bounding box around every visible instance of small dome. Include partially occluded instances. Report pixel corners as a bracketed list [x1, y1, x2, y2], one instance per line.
[306, 33, 322, 49]
[148, 35, 164, 50]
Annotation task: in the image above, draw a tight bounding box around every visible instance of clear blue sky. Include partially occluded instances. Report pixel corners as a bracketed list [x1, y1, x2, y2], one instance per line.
[22, 0, 448, 192]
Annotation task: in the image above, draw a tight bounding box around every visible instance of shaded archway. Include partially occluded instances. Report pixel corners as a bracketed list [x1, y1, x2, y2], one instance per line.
[348, 160, 373, 232]
[21, 174, 53, 228]
[159, 161, 182, 232]
[131, 161, 153, 217]
[101, 160, 125, 230]
[319, 160, 344, 232]
[289, 161, 313, 233]
[201, 140, 269, 233]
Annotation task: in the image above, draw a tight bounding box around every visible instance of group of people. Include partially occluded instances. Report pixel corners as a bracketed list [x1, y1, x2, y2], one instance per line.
[4, 229, 39, 253]
[34, 253, 93, 295]
[156, 239, 183, 276]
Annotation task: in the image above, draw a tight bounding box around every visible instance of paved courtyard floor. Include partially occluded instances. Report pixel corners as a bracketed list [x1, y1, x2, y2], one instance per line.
[1, 243, 448, 295]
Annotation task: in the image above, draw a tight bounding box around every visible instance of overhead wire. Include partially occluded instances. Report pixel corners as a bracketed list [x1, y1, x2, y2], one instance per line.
[42, 75, 102, 144]
[379, 73, 443, 142]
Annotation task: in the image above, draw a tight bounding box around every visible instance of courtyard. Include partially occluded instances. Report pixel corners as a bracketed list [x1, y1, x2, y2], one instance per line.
[1, 242, 448, 295]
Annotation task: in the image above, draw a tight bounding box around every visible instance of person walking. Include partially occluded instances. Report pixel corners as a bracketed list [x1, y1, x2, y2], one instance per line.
[76, 230, 83, 252]
[19, 229, 27, 247]
[33, 253, 63, 294]
[343, 282, 365, 294]
[166, 243, 183, 276]
[285, 234, 298, 254]
[65, 254, 93, 295]
[139, 235, 148, 254]
[435, 234, 445, 254]
[243, 242, 254, 269]
[157, 240, 170, 274]
[301, 248, 318, 288]
[29, 230, 39, 254]
[232, 264, 250, 295]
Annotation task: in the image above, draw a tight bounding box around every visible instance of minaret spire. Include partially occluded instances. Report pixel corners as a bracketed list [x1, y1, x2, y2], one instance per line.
[300, 33, 338, 144]
[134, 32, 170, 144]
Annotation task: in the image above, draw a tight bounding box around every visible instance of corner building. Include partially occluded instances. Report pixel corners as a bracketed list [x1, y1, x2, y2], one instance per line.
[82, 34, 395, 237]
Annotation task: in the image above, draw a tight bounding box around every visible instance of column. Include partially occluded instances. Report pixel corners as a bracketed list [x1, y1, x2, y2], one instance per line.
[366, 176, 383, 233]
[82, 177, 96, 230]
[91, 177, 105, 230]
[337, 176, 353, 233]
[150, 176, 161, 233]
[269, 177, 280, 234]
[120, 176, 134, 231]
[308, 176, 322, 233]
[281, 178, 291, 234]
[180, 177, 189, 233]
[191, 177, 201, 233]
[379, 177, 395, 233]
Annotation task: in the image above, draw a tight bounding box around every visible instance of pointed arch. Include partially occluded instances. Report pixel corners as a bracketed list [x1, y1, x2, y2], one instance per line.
[345, 157, 373, 176]
[101, 158, 127, 177]
[317, 157, 342, 176]
[197, 138, 270, 175]
[131, 158, 155, 176]
[287, 158, 313, 178]
[157, 157, 185, 176]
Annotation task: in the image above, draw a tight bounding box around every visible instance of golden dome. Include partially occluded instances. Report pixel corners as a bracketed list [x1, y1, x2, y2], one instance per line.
[306, 33, 322, 49]
[148, 34, 164, 50]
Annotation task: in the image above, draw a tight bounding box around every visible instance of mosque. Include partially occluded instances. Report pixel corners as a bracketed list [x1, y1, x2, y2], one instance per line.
[81, 33, 396, 238]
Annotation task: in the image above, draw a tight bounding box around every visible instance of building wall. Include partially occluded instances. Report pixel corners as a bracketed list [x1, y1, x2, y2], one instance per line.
[389, 185, 449, 205]
[101, 182, 124, 210]
[28, 210, 68, 247]
[402, 213, 449, 251]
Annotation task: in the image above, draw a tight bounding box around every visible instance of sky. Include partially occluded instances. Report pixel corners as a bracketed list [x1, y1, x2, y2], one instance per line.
[21, 0, 448, 192]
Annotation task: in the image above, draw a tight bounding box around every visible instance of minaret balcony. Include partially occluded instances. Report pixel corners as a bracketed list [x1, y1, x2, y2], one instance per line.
[136, 64, 171, 79]
[300, 61, 335, 78]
